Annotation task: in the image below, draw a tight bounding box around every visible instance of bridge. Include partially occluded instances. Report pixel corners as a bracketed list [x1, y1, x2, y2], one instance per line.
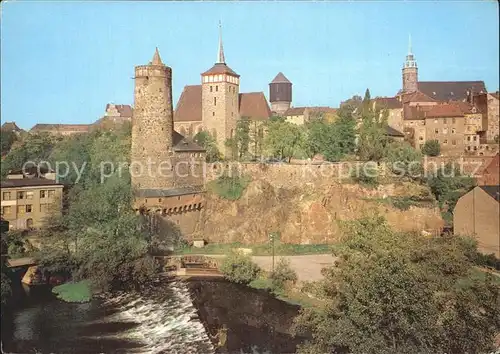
[156, 255, 223, 279]
[4, 256, 37, 268]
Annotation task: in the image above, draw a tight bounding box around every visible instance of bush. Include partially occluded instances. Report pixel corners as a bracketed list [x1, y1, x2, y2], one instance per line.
[220, 252, 261, 285]
[209, 173, 251, 200]
[269, 258, 297, 291]
[421, 139, 440, 156]
[52, 280, 92, 303]
[352, 162, 379, 188]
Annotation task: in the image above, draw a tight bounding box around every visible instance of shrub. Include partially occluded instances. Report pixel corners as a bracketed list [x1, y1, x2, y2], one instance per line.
[421, 139, 440, 156]
[220, 252, 261, 285]
[269, 258, 298, 291]
[209, 173, 251, 200]
[352, 162, 379, 188]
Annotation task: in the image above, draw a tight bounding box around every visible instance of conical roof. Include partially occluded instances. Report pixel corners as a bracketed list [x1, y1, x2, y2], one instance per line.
[151, 47, 163, 65]
[270, 72, 291, 84]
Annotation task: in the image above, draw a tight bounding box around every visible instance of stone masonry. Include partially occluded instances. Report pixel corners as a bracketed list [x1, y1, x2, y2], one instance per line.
[131, 48, 174, 190]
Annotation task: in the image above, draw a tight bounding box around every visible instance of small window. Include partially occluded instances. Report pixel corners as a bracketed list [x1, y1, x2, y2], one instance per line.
[26, 191, 34, 200]
[443, 139, 448, 144]
[210, 86, 213, 92]
[216, 85, 218, 92]
[467, 146, 471, 151]
[444, 119, 448, 125]
[473, 146, 477, 151]
[17, 205, 24, 214]
[2, 192, 11, 201]
[48, 190, 55, 198]
[158, 198, 162, 203]
[434, 129, 439, 134]
[178, 196, 181, 200]
[214, 97, 217, 106]
[213, 112, 215, 116]
[452, 128, 456, 134]
[419, 136, 423, 141]
[467, 136, 471, 141]
[1, 206, 12, 215]
[452, 140, 457, 145]
[40, 190, 47, 198]
[452, 118, 456, 124]
[26, 205, 32, 213]
[17, 191, 25, 200]
[473, 136, 477, 141]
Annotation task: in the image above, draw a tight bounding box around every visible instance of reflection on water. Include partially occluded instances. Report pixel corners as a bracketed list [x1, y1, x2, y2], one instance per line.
[1, 280, 304, 354]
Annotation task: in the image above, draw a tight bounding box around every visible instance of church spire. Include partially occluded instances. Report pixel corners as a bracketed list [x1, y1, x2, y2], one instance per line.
[152, 47, 163, 65]
[217, 21, 226, 64]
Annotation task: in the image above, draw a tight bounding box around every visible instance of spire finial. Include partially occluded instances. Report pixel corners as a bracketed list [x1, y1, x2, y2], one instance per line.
[152, 47, 163, 65]
[408, 34, 412, 55]
[217, 21, 225, 64]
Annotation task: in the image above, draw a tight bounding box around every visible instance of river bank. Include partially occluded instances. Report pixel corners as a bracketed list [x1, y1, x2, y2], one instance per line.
[1, 278, 306, 353]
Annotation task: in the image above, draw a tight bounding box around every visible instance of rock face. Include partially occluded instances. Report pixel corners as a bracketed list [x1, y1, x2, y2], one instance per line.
[200, 180, 444, 244]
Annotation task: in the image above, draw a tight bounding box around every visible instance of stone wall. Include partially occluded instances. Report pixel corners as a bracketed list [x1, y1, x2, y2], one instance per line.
[130, 62, 174, 190]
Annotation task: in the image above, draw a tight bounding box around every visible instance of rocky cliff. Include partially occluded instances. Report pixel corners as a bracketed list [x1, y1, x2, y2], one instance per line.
[199, 180, 444, 244]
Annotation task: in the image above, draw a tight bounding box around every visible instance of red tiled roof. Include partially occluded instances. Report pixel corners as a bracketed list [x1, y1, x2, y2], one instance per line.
[425, 103, 465, 118]
[202, 63, 239, 77]
[284, 107, 306, 116]
[418, 81, 486, 102]
[174, 85, 202, 122]
[238, 92, 272, 121]
[105, 104, 133, 117]
[30, 124, 90, 132]
[401, 91, 437, 103]
[403, 104, 432, 120]
[449, 101, 476, 114]
[373, 97, 402, 109]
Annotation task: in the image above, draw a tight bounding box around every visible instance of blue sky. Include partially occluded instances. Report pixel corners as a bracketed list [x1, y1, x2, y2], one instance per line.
[1, 1, 499, 130]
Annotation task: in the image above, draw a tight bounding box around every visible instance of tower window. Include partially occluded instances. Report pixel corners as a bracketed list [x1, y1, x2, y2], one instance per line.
[210, 86, 213, 92]
[216, 86, 218, 92]
[214, 97, 217, 106]
[213, 112, 215, 116]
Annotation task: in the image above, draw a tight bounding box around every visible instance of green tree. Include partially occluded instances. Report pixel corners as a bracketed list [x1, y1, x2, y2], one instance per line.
[385, 141, 423, 179]
[422, 140, 441, 157]
[194, 131, 221, 162]
[0, 130, 17, 155]
[357, 109, 390, 162]
[362, 88, 371, 114]
[293, 216, 500, 354]
[264, 120, 304, 162]
[235, 117, 251, 159]
[220, 252, 261, 285]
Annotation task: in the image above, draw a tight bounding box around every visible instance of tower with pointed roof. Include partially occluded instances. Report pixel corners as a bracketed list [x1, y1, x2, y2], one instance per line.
[402, 35, 418, 93]
[269, 72, 292, 115]
[201, 22, 240, 157]
[131, 48, 174, 190]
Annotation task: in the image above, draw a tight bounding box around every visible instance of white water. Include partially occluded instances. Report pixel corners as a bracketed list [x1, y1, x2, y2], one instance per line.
[95, 282, 215, 354]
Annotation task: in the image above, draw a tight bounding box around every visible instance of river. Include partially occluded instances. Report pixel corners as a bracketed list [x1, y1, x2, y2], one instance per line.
[1, 279, 304, 354]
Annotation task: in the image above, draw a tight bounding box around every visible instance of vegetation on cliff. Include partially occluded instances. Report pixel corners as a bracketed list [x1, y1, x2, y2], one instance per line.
[293, 216, 500, 354]
[208, 173, 251, 200]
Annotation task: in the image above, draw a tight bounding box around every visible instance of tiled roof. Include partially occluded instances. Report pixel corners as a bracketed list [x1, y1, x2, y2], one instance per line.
[270, 72, 291, 84]
[373, 97, 402, 109]
[106, 104, 133, 117]
[418, 81, 487, 102]
[30, 124, 90, 132]
[308, 107, 338, 115]
[425, 103, 465, 118]
[135, 185, 204, 198]
[174, 85, 202, 122]
[479, 185, 500, 202]
[172, 131, 205, 152]
[449, 101, 476, 114]
[202, 63, 239, 77]
[401, 91, 437, 103]
[238, 92, 272, 121]
[1, 122, 22, 132]
[403, 104, 432, 120]
[385, 125, 405, 137]
[1, 177, 63, 188]
[284, 107, 306, 116]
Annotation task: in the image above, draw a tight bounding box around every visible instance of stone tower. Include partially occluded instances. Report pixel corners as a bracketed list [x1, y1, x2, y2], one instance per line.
[201, 22, 240, 157]
[269, 72, 292, 116]
[402, 35, 418, 93]
[131, 48, 174, 191]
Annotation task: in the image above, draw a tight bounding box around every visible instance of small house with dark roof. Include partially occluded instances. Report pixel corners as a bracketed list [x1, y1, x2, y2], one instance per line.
[454, 185, 500, 257]
[93, 103, 133, 130]
[1, 122, 23, 134]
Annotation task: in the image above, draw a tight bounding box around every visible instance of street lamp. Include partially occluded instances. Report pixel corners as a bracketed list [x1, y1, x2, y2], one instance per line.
[269, 232, 276, 274]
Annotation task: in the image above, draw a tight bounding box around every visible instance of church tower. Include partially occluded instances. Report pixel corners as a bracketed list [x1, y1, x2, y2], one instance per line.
[201, 22, 240, 157]
[402, 35, 418, 93]
[269, 72, 292, 116]
[131, 48, 174, 191]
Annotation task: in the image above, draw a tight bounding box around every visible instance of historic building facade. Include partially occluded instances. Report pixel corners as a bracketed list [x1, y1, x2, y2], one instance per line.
[174, 24, 272, 157]
[130, 49, 206, 238]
